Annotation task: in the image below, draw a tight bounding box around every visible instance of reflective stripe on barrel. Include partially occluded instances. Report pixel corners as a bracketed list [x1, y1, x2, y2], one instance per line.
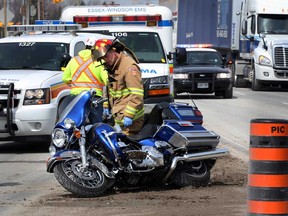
[248, 119, 288, 215]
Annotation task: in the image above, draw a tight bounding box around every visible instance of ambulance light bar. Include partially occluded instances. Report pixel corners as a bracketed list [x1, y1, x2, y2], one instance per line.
[73, 15, 161, 26]
[7, 24, 81, 33]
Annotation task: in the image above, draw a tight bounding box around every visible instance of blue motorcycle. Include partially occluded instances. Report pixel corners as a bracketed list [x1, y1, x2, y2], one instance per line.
[46, 90, 229, 197]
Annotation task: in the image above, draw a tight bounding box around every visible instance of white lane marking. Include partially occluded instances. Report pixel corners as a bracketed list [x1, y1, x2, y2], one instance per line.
[282, 102, 288, 105]
[234, 91, 246, 96]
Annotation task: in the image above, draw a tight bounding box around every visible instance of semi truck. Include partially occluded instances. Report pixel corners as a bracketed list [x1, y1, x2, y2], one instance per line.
[176, 0, 288, 90]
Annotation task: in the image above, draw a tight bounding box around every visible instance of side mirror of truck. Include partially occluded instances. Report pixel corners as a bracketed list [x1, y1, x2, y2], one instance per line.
[242, 20, 247, 35]
[259, 33, 268, 50]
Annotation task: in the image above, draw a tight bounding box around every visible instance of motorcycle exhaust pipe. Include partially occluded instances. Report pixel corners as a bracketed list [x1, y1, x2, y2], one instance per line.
[162, 148, 229, 183]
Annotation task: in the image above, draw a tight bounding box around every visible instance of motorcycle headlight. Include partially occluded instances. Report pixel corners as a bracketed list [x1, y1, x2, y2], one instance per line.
[64, 118, 76, 129]
[51, 128, 67, 148]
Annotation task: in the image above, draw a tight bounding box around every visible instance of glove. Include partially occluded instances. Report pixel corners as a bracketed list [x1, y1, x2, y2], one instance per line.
[123, 116, 133, 127]
[103, 108, 110, 116]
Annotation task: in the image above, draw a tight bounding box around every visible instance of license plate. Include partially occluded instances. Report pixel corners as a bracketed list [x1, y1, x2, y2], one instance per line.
[197, 83, 208, 88]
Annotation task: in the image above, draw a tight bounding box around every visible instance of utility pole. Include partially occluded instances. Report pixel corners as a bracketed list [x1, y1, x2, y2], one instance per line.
[25, 0, 30, 24]
[4, 0, 7, 37]
[38, 0, 40, 20]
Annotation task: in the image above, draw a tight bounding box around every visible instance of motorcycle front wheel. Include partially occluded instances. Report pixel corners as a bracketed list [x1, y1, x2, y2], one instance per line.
[171, 160, 210, 188]
[54, 159, 114, 197]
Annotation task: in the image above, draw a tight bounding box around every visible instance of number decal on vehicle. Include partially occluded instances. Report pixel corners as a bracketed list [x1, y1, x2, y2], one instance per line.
[111, 32, 128, 37]
[19, 42, 35, 47]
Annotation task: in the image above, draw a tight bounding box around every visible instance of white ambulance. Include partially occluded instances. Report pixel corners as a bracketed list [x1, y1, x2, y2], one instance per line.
[0, 24, 106, 142]
[60, 5, 184, 107]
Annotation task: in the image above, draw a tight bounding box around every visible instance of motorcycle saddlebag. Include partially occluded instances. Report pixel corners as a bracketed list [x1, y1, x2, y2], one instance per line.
[153, 120, 220, 149]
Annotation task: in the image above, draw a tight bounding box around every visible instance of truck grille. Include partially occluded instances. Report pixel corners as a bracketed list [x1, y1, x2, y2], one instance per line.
[274, 46, 288, 78]
[274, 46, 288, 67]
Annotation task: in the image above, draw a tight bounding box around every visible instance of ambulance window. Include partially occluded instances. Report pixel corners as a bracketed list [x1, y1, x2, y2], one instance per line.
[115, 32, 166, 63]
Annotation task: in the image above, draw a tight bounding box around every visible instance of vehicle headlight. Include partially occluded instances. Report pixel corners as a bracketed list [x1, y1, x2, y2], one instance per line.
[51, 128, 67, 148]
[217, 72, 231, 79]
[173, 73, 189, 79]
[259, 55, 271, 66]
[23, 88, 50, 105]
[150, 76, 168, 84]
[64, 118, 76, 129]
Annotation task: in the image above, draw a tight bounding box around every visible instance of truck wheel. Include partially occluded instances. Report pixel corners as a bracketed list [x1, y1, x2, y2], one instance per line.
[251, 63, 261, 91]
[251, 75, 261, 91]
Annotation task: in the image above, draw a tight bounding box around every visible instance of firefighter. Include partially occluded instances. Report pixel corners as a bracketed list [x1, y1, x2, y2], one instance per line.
[60, 37, 108, 124]
[91, 39, 144, 135]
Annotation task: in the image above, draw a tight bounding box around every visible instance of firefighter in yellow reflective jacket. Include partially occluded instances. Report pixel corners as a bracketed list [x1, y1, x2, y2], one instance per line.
[92, 39, 144, 135]
[60, 37, 108, 123]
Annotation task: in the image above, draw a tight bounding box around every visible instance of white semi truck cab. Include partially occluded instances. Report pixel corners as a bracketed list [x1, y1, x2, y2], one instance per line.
[238, 0, 288, 90]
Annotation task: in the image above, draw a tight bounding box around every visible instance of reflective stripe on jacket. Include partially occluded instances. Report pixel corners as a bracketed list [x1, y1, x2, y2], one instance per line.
[107, 52, 144, 121]
[62, 49, 107, 96]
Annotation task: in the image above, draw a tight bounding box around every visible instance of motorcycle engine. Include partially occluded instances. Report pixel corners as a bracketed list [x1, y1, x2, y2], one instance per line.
[126, 146, 164, 171]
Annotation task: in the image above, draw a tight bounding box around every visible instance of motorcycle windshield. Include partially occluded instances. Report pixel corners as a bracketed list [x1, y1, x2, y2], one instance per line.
[58, 91, 92, 127]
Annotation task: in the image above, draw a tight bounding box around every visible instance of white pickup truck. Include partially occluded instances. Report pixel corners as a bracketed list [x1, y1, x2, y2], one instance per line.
[0, 24, 102, 142]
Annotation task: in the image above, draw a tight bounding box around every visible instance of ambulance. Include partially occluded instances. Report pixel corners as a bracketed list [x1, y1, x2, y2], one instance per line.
[60, 5, 185, 107]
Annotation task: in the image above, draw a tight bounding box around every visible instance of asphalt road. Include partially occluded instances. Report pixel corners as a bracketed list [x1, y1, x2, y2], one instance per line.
[176, 87, 288, 162]
[1, 87, 287, 215]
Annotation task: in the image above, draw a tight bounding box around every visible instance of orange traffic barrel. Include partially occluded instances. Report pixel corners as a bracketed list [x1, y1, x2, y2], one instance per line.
[248, 119, 288, 215]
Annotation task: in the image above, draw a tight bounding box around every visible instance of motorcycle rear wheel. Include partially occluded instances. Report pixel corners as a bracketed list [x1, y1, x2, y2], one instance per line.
[171, 160, 210, 187]
[54, 159, 113, 197]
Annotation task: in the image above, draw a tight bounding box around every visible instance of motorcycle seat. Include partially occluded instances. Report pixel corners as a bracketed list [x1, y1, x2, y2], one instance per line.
[127, 124, 158, 141]
[143, 102, 170, 125]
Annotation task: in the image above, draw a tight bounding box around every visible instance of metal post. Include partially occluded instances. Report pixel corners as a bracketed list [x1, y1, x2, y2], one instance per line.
[37, 0, 40, 20]
[4, 0, 7, 37]
[25, 0, 30, 24]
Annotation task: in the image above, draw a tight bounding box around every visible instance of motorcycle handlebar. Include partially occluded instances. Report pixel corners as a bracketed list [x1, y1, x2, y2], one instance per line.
[92, 97, 108, 107]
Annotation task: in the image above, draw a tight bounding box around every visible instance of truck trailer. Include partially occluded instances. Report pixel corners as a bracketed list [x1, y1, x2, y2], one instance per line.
[176, 0, 288, 90]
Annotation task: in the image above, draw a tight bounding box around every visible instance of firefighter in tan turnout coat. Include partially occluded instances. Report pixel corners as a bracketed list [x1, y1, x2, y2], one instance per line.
[92, 39, 144, 135]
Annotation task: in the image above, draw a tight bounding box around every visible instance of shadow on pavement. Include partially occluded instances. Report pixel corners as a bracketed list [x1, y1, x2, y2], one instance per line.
[0, 141, 50, 153]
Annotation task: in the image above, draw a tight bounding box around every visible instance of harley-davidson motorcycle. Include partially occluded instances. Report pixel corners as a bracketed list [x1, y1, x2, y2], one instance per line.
[46, 89, 229, 197]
